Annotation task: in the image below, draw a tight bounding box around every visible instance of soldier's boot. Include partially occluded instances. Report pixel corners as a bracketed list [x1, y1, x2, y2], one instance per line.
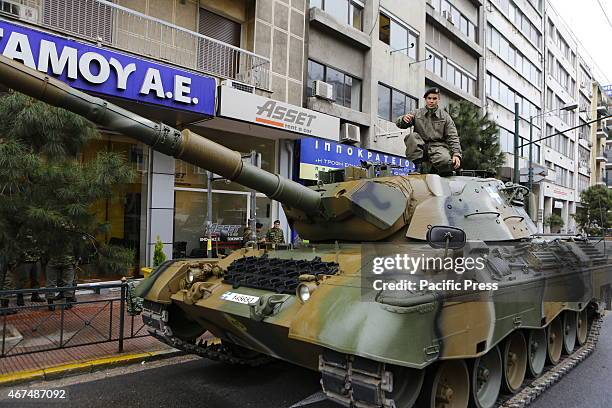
[413, 159, 423, 173]
[30, 293, 45, 302]
[16, 294, 24, 307]
[0, 298, 16, 315]
[48, 293, 65, 301]
[47, 299, 55, 311]
[65, 296, 76, 309]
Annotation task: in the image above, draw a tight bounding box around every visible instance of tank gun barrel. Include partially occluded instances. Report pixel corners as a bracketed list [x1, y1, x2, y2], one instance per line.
[0, 55, 322, 215]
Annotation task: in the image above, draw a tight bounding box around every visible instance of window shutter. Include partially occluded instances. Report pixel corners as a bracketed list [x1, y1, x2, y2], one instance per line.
[198, 8, 240, 47]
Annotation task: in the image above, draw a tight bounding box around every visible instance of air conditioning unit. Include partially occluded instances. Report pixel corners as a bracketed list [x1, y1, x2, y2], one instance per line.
[314, 80, 334, 100]
[19, 4, 38, 22]
[220, 79, 255, 94]
[340, 123, 360, 144]
[442, 10, 455, 25]
[0, 0, 37, 22]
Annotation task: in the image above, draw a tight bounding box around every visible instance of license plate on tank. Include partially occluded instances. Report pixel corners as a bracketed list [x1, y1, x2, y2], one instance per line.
[220, 291, 259, 305]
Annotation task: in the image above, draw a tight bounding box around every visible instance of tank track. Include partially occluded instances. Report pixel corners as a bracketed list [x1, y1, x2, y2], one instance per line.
[498, 312, 604, 408]
[319, 312, 604, 408]
[143, 303, 272, 367]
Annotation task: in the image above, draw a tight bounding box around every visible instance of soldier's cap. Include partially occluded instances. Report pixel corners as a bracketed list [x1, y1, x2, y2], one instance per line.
[274, 219, 280, 224]
[256, 222, 263, 228]
[423, 87, 440, 98]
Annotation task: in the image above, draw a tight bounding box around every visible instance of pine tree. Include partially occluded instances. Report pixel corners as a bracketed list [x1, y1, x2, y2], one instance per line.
[573, 185, 612, 235]
[446, 101, 505, 173]
[0, 92, 135, 269]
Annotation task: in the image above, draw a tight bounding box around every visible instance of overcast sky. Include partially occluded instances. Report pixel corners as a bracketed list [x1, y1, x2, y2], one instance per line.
[551, 0, 612, 85]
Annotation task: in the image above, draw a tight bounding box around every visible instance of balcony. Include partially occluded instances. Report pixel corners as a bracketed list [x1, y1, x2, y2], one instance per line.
[597, 127, 610, 139]
[596, 155, 607, 163]
[597, 105, 609, 116]
[0, 0, 270, 89]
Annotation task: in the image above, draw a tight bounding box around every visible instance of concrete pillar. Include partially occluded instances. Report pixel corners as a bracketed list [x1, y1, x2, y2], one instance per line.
[561, 200, 569, 234]
[543, 196, 552, 234]
[148, 150, 175, 265]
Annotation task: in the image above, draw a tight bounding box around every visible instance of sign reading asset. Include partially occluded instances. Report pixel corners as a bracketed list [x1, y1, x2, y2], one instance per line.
[0, 20, 215, 115]
[219, 86, 340, 140]
[299, 137, 415, 180]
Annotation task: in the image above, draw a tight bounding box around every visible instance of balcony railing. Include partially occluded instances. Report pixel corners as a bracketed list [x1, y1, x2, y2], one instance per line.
[0, 0, 270, 89]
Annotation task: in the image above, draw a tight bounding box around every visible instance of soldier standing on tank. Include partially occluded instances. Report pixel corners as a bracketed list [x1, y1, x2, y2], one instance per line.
[396, 87, 462, 176]
[266, 220, 285, 244]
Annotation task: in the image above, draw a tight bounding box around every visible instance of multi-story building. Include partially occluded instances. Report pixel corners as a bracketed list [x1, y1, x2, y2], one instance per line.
[540, 4, 580, 233]
[483, 0, 545, 224]
[305, 0, 486, 155]
[591, 83, 609, 186]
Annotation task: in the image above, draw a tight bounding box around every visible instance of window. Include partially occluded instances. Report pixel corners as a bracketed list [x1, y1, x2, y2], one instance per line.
[378, 83, 418, 122]
[487, 72, 542, 126]
[488, 25, 540, 86]
[433, 0, 477, 41]
[379, 12, 418, 59]
[449, 61, 476, 96]
[495, 0, 541, 48]
[307, 60, 361, 110]
[425, 48, 443, 77]
[546, 88, 553, 110]
[312, 0, 363, 30]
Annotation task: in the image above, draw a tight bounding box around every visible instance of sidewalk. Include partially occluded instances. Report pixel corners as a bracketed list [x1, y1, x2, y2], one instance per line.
[0, 289, 177, 382]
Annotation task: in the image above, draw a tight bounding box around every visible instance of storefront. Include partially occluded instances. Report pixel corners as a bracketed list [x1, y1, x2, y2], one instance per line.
[0, 19, 216, 279]
[169, 85, 341, 255]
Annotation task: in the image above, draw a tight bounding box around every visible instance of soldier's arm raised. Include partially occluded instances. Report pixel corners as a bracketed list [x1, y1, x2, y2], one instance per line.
[396, 110, 416, 129]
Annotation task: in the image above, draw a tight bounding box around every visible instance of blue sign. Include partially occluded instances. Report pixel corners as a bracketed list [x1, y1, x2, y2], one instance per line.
[0, 20, 216, 115]
[603, 84, 612, 98]
[299, 137, 414, 180]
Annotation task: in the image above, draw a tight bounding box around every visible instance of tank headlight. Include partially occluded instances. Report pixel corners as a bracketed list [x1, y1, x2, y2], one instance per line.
[296, 282, 317, 303]
[187, 270, 195, 284]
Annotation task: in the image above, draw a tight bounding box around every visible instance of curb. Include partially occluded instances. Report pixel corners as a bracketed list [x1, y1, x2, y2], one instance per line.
[0, 348, 184, 387]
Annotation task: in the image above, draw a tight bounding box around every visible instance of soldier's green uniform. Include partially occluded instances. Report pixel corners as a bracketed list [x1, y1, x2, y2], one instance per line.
[46, 254, 76, 301]
[243, 227, 265, 246]
[266, 227, 285, 244]
[396, 106, 461, 176]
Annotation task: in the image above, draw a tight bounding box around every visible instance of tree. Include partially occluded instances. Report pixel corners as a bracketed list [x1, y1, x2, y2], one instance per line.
[446, 101, 505, 173]
[544, 213, 564, 229]
[0, 92, 135, 272]
[573, 185, 612, 235]
[153, 236, 166, 267]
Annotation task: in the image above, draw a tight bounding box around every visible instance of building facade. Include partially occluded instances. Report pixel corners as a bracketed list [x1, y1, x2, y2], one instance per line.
[0, 0, 607, 280]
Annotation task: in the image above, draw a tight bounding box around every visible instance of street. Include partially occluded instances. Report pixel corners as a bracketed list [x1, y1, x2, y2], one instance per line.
[1, 316, 610, 408]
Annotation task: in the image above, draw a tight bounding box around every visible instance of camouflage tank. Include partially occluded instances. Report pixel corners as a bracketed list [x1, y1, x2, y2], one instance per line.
[1, 55, 611, 408]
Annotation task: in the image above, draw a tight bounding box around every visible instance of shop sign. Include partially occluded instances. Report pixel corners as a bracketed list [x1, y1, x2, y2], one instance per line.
[299, 137, 414, 180]
[219, 86, 340, 140]
[603, 84, 612, 98]
[0, 20, 216, 115]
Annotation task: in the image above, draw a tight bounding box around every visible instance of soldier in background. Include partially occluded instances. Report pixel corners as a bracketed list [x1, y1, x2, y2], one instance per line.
[46, 253, 77, 309]
[0, 255, 17, 314]
[14, 236, 45, 305]
[266, 220, 285, 244]
[243, 221, 265, 246]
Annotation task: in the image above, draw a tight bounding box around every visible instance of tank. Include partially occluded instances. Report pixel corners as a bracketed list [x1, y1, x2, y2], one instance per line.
[1, 54, 611, 408]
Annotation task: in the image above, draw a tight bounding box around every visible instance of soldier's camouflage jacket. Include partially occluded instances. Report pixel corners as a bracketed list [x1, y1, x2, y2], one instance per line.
[396, 107, 462, 158]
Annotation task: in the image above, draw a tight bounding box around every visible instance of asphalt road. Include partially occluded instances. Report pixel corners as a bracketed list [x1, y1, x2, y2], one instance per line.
[1, 316, 610, 408]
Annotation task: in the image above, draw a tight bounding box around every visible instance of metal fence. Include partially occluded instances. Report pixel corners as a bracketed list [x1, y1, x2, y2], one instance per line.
[0, 282, 147, 358]
[1, 0, 270, 89]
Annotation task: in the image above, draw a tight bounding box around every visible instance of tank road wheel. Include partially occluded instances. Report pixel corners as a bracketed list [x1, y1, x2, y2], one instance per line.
[420, 360, 470, 408]
[562, 311, 577, 354]
[527, 329, 547, 377]
[470, 346, 502, 408]
[547, 316, 563, 365]
[502, 331, 527, 394]
[385, 366, 425, 408]
[576, 309, 588, 346]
